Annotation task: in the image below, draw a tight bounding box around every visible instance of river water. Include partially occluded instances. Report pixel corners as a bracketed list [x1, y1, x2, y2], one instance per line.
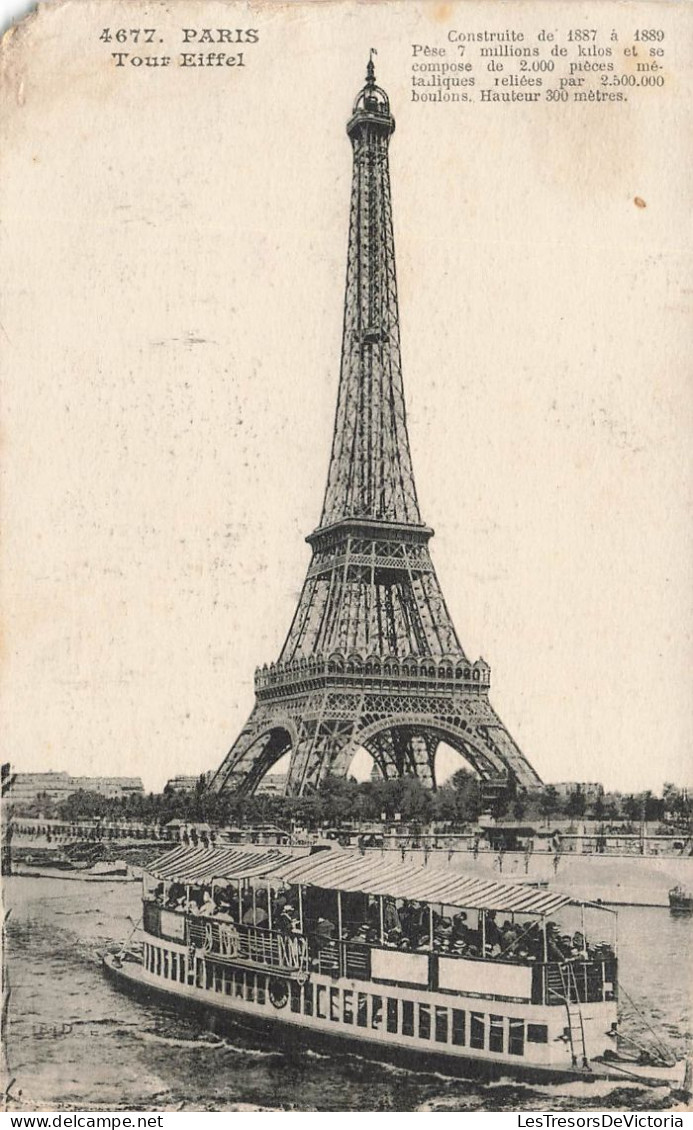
[3, 876, 691, 1112]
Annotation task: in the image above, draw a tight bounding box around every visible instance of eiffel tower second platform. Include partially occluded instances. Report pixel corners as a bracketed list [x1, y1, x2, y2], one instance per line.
[210, 60, 543, 798]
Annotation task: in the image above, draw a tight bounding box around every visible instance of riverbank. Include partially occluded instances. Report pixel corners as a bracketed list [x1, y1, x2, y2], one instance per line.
[8, 838, 692, 907]
[383, 847, 693, 908]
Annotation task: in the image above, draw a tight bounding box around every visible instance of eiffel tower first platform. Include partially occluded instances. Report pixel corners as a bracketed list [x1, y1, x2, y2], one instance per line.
[211, 58, 543, 798]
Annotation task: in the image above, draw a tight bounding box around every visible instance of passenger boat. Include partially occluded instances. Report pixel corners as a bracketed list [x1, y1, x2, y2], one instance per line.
[669, 885, 693, 914]
[103, 845, 689, 1089]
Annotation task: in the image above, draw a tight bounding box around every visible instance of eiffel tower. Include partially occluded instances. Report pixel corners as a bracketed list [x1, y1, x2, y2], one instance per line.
[211, 56, 542, 798]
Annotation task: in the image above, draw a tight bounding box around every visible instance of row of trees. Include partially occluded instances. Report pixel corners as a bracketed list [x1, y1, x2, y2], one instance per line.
[47, 771, 484, 829]
[14, 775, 691, 833]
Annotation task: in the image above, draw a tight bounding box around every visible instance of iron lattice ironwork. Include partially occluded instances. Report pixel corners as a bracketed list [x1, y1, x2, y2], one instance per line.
[211, 59, 542, 797]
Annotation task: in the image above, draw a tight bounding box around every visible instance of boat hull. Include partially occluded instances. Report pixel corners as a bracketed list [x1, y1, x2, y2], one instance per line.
[102, 954, 688, 1092]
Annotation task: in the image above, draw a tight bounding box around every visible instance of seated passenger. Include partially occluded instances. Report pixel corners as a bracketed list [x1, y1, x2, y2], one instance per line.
[165, 882, 186, 909]
[243, 903, 268, 926]
[198, 889, 216, 916]
[315, 917, 336, 943]
[572, 931, 587, 958]
[350, 924, 370, 944]
[272, 892, 287, 919]
[452, 911, 469, 939]
[435, 917, 453, 941]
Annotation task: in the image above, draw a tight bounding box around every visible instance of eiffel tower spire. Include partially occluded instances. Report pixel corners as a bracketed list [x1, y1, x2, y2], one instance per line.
[210, 60, 543, 797]
[320, 54, 420, 528]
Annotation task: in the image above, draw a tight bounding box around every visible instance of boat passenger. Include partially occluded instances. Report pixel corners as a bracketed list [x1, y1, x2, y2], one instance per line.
[435, 917, 453, 942]
[243, 903, 268, 926]
[277, 905, 296, 934]
[383, 898, 401, 933]
[271, 891, 288, 920]
[315, 917, 336, 943]
[198, 889, 216, 916]
[484, 910, 501, 949]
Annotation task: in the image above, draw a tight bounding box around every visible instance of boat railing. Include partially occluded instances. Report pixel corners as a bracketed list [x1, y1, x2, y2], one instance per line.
[314, 939, 372, 980]
[142, 902, 615, 1003]
[533, 958, 616, 1006]
[188, 915, 311, 978]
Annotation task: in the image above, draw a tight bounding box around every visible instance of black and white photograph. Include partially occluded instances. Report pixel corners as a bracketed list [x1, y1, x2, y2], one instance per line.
[1, 0, 692, 1115]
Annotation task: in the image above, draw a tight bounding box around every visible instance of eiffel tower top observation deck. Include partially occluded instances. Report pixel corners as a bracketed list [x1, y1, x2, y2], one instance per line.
[210, 58, 543, 795]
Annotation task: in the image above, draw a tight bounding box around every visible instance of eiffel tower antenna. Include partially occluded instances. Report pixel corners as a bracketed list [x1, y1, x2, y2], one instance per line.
[210, 59, 542, 797]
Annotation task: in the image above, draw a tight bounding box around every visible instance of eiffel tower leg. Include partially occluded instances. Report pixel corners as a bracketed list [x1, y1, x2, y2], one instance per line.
[209, 704, 294, 796]
[363, 727, 438, 788]
[367, 731, 407, 780]
[285, 717, 357, 796]
[403, 731, 439, 789]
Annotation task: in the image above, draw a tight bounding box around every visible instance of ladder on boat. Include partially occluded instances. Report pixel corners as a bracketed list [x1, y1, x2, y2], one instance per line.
[557, 962, 589, 1070]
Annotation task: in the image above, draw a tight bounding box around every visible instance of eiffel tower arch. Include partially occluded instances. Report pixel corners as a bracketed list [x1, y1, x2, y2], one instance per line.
[210, 57, 543, 799]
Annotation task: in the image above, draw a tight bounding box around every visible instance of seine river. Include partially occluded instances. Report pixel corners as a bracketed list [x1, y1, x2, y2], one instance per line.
[3, 876, 691, 1112]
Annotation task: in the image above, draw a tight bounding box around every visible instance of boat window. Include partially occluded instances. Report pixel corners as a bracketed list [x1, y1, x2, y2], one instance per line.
[387, 998, 398, 1034]
[435, 1006, 449, 1044]
[418, 1004, 431, 1040]
[257, 974, 266, 1005]
[509, 1018, 525, 1055]
[156, 948, 162, 976]
[343, 990, 354, 1025]
[526, 1023, 547, 1044]
[489, 1015, 504, 1053]
[330, 987, 340, 1022]
[290, 981, 301, 1012]
[235, 970, 244, 999]
[357, 992, 368, 1028]
[316, 985, 327, 1019]
[171, 953, 178, 982]
[213, 963, 222, 992]
[224, 966, 232, 994]
[402, 1000, 414, 1037]
[371, 995, 383, 1031]
[452, 1009, 466, 1046]
[303, 982, 314, 1016]
[196, 960, 205, 989]
[243, 972, 253, 1002]
[470, 1012, 485, 1050]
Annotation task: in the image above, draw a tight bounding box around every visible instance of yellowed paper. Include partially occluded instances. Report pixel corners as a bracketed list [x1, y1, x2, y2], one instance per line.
[1, 0, 692, 1113]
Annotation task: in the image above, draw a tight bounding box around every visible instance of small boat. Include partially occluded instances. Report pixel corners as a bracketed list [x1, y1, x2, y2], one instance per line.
[102, 845, 689, 1090]
[14, 857, 136, 881]
[669, 886, 693, 914]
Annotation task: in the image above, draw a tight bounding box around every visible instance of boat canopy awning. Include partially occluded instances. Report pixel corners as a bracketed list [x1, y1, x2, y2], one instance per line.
[146, 845, 293, 883]
[266, 853, 573, 917]
[146, 846, 574, 915]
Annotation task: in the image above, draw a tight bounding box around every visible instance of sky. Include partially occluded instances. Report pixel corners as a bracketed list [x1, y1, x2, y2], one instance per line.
[3, 1, 691, 795]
